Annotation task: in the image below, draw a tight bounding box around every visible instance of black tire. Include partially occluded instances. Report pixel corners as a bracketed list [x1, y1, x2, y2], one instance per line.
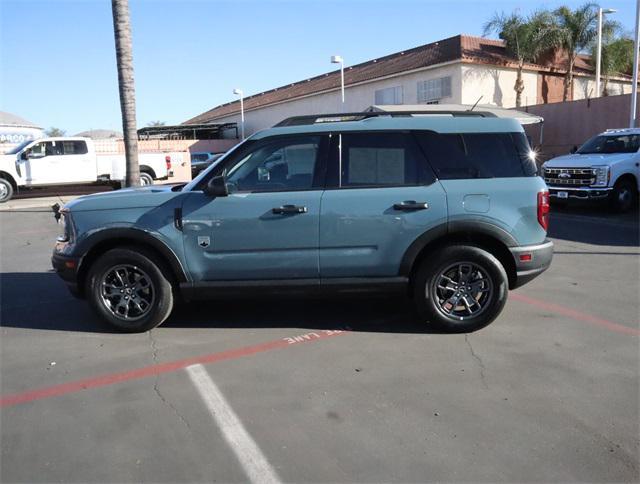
[86, 247, 174, 332]
[140, 172, 154, 186]
[413, 245, 509, 333]
[0, 178, 14, 203]
[609, 178, 638, 213]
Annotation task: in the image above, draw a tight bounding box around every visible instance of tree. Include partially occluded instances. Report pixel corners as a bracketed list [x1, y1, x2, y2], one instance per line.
[45, 127, 66, 137]
[111, 0, 139, 187]
[483, 11, 560, 107]
[553, 3, 618, 101]
[147, 121, 166, 127]
[591, 36, 634, 96]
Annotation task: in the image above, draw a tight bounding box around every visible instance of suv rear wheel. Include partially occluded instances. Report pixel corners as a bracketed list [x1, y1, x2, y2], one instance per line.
[413, 246, 508, 333]
[87, 247, 174, 332]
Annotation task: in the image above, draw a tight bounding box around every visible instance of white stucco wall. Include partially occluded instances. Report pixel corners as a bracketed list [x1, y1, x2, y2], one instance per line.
[460, 64, 538, 108]
[573, 76, 632, 99]
[208, 62, 464, 136]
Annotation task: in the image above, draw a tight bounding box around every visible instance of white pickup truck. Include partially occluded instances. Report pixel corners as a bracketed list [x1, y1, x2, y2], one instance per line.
[0, 137, 178, 202]
[542, 128, 640, 212]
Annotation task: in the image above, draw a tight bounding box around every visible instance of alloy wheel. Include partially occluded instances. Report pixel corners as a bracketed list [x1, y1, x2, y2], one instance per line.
[100, 264, 155, 321]
[431, 262, 494, 320]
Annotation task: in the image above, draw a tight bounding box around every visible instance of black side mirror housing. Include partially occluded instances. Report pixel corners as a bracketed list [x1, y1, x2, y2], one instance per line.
[570, 145, 578, 154]
[204, 175, 229, 197]
[20, 151, 29, 160]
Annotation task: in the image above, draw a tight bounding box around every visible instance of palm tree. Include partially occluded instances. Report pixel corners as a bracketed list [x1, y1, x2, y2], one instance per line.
[483, 11, 560, 107]
[111, 0, 139, 187]
[591, 36, 634, 96]
[553, 3, 618, 101]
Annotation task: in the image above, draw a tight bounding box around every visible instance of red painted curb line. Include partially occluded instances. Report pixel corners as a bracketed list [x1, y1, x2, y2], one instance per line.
[511, 293, 639, 336]
[0, 329, 346, 408]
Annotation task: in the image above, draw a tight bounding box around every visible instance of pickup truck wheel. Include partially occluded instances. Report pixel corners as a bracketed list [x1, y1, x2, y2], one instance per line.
[140, 172, 154, 186]
[87, 248, 174, 332]
[413, 246, 508, 333]
[609, 179, 637, 213]
[0, 178, 14, 203]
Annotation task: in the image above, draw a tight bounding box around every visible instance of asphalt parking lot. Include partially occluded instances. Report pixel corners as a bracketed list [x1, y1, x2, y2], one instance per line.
[0, 200, 638, 483]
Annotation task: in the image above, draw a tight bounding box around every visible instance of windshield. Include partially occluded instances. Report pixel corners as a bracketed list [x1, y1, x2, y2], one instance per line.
[577, 134, 640, 154]
[6, 140, 33, 155]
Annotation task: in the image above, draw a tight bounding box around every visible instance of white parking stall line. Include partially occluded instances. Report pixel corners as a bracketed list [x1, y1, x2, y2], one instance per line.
[186, 364, 281, 484]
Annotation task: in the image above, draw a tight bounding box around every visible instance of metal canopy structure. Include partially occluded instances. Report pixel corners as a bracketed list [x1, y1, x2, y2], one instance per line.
[137, 123, 237, 140]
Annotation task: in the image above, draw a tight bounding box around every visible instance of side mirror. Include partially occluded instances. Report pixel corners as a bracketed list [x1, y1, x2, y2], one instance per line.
[570, 146, 578, 154]
[204, 174, 229, 197]
[20, 151, 29, 161]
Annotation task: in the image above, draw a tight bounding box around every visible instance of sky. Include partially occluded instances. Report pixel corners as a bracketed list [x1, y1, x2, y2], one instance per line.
[1, 0, 637, 135]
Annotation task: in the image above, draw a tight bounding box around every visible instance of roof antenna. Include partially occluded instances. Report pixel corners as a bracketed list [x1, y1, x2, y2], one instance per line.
[468, 95, 483, 112]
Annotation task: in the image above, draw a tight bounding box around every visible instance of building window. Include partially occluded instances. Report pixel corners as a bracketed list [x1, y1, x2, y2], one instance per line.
[417, 77, 452, 103]
[374, 86, 403, 105]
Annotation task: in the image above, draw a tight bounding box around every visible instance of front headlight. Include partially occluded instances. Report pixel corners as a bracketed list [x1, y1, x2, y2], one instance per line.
[592, 166, 610, 187]
[57, 210, 72, 243]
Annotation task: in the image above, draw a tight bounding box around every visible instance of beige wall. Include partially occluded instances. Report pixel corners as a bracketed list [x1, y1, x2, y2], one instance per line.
[522, 93, 639, 161]
[461, 64, 538, 108]
[209, 62, 464, 136]
[573, 76, 632, 99]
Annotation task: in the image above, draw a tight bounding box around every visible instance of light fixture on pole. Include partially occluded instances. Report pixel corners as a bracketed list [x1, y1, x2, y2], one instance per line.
[233, 88, 245, 140]
[331, 55, 345, 106]
[595, 7, 617, 98]
[631, 0, 640, 128]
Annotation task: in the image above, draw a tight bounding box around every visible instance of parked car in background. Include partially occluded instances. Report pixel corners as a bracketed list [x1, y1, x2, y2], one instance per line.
[542, 128, 640, 212]
[191, 152, 224, 179]
[52, 111, 552, 333]
[0, 137, 180, 202]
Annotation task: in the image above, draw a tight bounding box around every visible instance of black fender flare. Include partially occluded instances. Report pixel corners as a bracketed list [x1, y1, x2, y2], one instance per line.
[75, 227, 188, 283]
[399, 220, 518, 277]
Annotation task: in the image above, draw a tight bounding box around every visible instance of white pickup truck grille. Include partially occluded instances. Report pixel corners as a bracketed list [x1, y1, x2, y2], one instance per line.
[543, 168, 596, 187]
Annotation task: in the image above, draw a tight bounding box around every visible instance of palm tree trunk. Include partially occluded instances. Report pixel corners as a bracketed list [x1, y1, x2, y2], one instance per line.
[562, 56, 575, 102]
[111, 0, 139, 187]
[514, 63, 525, 108]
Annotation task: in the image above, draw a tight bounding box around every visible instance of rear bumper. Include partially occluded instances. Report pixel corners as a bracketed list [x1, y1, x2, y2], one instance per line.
[51, 252, 82, 297]
[509, 239, 554, 289]
[548, 186, 612, 200]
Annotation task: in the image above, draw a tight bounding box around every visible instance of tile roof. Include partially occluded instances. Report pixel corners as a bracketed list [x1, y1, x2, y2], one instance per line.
[184, 34, 597, 124]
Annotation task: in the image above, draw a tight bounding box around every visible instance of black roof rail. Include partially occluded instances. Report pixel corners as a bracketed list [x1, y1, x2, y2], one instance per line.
[274, 110, 497, 127]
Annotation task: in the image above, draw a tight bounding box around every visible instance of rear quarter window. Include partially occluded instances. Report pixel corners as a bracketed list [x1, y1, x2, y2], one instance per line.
[414, 131, 536, 179]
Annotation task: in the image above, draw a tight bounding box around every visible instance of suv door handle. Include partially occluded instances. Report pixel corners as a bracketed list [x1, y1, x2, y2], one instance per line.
[393, 201, 429, 211]
[272, 204, 308, 214]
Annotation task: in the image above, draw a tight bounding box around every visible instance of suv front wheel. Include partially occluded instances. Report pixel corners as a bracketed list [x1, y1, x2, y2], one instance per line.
[413, 246, 508, 333]
[87, 247, 174, 332]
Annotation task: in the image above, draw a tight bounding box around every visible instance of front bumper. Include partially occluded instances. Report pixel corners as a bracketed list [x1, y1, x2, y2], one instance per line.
[548, 186, 612, 200]
[509, 239, 554, 289]
[51, 252, 82, 297]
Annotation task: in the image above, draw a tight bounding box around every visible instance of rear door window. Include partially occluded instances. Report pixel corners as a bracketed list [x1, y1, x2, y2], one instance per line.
[330, 132, 434, 188]
[415, 131, 535, 179]
[61, 140, 88, 155]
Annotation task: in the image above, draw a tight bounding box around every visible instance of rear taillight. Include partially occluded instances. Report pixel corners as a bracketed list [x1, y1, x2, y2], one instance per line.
[537, 190, 550, 231]
[165, 155, 172, 171]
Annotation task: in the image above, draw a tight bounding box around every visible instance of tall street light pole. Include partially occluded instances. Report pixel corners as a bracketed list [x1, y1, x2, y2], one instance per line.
[595, 7, 617, 98]
[233, 88, 245, 140]
[331, 55, 345, 109]
[631, 0, 640, 128]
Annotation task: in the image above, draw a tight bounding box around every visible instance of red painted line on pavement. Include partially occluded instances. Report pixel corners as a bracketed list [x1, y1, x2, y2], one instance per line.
[511, 293, 639, 336]
[0, 329, 346, 408]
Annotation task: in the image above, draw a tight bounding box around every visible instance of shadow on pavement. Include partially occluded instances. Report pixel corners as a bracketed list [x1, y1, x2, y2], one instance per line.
[0, 272, 436, 335]
[548, 205, 639, 247]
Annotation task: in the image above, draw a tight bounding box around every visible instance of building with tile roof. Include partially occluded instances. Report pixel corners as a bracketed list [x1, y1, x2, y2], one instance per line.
[185, 34, 633, 137]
